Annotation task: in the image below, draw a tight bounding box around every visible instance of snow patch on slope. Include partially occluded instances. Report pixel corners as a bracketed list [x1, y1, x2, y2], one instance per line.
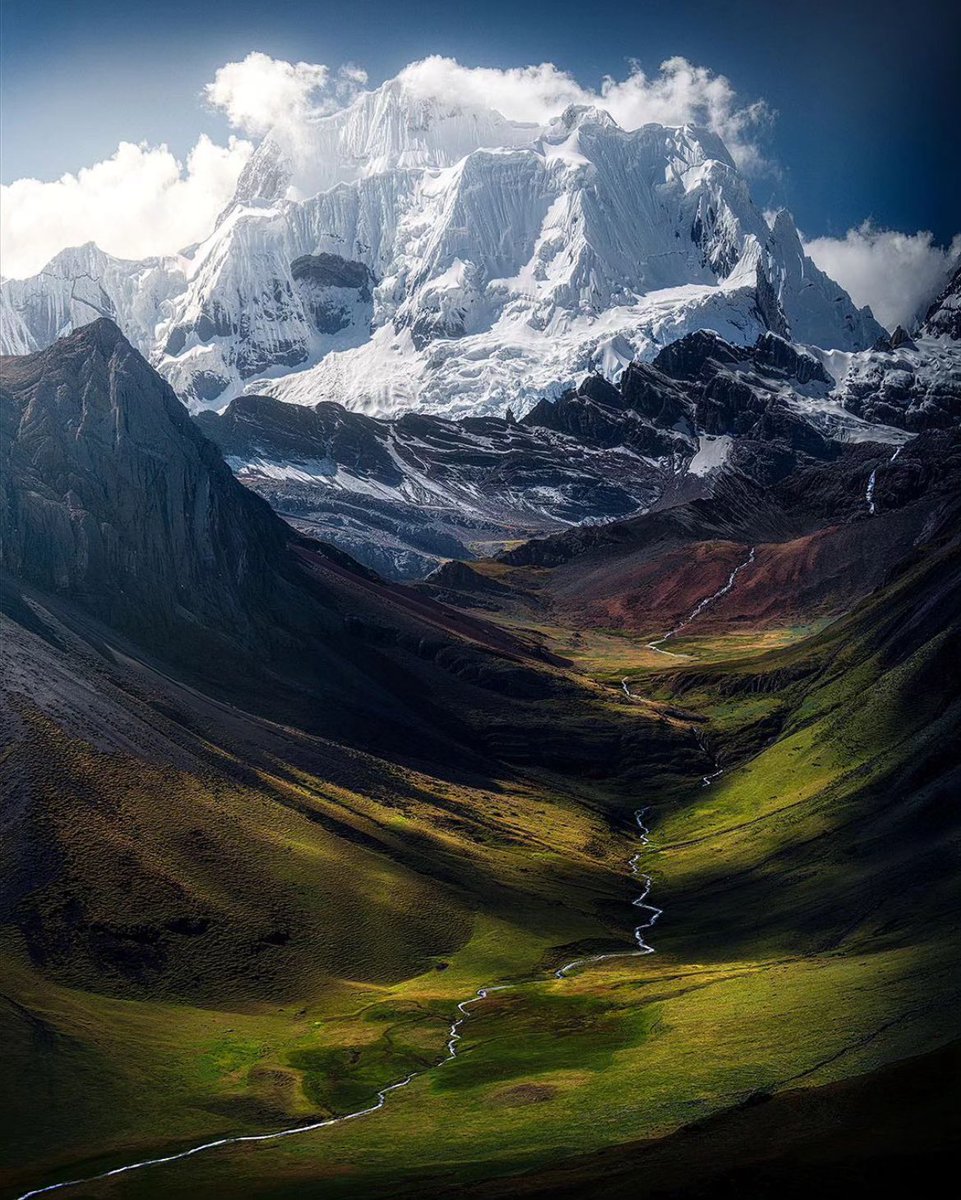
[688, 434, 732, 475]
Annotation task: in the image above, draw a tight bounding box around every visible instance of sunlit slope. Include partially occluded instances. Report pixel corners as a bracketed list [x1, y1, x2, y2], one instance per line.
[0, 320, 702, 1197]
[32, 522, 959, 1200]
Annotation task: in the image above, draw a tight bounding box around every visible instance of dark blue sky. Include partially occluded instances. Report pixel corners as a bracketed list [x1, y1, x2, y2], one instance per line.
[2, 0, 958, 241]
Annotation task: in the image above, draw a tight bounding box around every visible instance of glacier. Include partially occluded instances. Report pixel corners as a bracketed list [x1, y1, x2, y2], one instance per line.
[1, 79, 885, 417]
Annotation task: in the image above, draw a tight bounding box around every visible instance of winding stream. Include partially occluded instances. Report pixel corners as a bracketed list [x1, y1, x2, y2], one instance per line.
[646, 545, 757, 658]
[15, 813, 660, 1200]
[620, 546, 759, 793]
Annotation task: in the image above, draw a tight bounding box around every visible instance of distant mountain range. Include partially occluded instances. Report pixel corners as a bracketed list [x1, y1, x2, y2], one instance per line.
[196, 280, 959, 577]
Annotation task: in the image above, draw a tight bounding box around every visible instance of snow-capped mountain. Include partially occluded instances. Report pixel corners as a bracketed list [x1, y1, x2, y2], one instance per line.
[2, 80, 885, 416]
[233, 79, 540, 204]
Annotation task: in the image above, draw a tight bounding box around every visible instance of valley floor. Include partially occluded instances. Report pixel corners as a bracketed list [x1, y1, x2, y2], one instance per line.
[3, 529, 959, 1199]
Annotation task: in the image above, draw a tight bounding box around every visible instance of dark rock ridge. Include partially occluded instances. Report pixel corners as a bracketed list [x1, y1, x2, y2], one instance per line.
[524, 330, 839, 460]
[495, 429, 961, 572]
[1, 320, 289, 644]
[832, 261, 961, 432]
[198, 327, 909, 581]
[196, 389, 686, 580]
[836, 292, 961, 432]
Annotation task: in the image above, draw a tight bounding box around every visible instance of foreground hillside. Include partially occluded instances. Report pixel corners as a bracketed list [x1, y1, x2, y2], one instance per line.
[2, 323, 959, 1199]
[93, 442, 958, 1200]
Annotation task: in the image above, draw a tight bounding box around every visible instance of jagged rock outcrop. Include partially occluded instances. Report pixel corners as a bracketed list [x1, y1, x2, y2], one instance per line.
[829, 259, 961, 433]
[196, 388, 677, 579]
[921, 259, 961, 340]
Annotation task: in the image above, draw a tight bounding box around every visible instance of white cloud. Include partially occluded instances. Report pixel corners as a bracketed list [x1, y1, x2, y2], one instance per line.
[397, 54, 773, 170]
[204, 51, 368, 158]
[397, 57, 585, 124]
[804, 223, 961, 331]
[204, 51, 332, 137]
[0, 135, 251, 278]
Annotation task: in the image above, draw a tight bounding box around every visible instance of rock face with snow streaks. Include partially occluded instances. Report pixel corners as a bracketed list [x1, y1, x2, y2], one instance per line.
[195, 387, 685, 579]
[195, 328, 908, 579]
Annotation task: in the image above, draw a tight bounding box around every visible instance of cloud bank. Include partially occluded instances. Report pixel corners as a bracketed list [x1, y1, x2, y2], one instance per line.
[204, 52, 368, 136]
[804, 223, 961, 332]
[395, 55, 773, 171]
[1, 136, 251, 278]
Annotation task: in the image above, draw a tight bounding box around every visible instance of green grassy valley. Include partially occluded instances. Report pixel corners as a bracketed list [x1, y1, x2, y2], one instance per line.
[5, 524, 958, 1199]
[2, 325, 959, 1200]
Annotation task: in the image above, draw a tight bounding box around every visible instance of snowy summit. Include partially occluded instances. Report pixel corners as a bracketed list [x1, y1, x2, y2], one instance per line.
[1, 76, 884, 416]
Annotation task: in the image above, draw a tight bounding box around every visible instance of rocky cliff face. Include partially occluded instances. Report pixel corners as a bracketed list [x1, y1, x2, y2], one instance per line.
[922, 260, 961, 341]
[196, 388, 683, 579]
[828, 265, 961, 433]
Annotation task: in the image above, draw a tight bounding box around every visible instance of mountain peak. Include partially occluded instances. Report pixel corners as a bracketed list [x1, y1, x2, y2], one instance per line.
[65, 315, 129, 353]
[1, 322, 287, 641]
[228, 135, 293, 208]
[768, 208, 802, 248]
[551, 103, 620, 134]
[3, 106, 887, 413]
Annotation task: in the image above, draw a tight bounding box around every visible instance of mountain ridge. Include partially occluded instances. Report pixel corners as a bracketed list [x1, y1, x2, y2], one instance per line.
[195, 324, 922, 579]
